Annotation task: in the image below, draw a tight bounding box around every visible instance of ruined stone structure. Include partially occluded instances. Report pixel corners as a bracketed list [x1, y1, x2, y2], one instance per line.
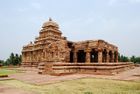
[22, 18, 134, 75]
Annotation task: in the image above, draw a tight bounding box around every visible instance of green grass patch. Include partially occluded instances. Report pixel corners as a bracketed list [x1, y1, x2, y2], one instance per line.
[0, 78, 140, 94]
[0, 68, 17, 76]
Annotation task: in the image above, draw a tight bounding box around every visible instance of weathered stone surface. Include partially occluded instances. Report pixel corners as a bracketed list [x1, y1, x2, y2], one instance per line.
[22, 18, 118, 66]
[21, 18, 131, 75]
[49, 62, 134, 75]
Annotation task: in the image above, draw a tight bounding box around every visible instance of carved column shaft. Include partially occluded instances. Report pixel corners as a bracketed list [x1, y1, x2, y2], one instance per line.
[29, 52, 32, 62]
[33, 51, 36, 62]
[66, 51, 70, 63]
[73, 51, 77, 63]
[106, 50, 109, 62]
[86, 49, 91, 63]
[22, 52, 25, 62]
[98, 49, 102, 63]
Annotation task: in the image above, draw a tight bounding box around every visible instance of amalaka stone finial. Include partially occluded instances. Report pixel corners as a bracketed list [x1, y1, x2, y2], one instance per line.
[49, 17, 52, 21]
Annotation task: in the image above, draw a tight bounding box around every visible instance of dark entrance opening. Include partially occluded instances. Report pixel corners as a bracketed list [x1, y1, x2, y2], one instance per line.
[109, 51, 112, 62]
[90, 49, 98, 62]
[114, 51, 117, 62]
[70, 51, 73, 63]
[102, 49, 107, 62]
[77, 50, 86, 63]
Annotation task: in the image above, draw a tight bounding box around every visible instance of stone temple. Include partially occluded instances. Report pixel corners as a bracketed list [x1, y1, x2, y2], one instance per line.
[22, 18, 134, 75]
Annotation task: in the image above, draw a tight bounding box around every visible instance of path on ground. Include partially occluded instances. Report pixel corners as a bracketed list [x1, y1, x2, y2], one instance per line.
[8, 67, 140, 85]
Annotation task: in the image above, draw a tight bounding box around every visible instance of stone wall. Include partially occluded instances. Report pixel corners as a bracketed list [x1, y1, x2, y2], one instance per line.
[38, 62, 134, 76]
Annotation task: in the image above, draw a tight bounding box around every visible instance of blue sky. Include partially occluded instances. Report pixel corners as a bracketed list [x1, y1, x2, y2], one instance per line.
[0, 0, 140, 60]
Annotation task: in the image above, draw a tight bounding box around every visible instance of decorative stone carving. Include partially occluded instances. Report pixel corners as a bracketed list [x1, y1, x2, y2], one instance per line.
[22, 18, 118, 67]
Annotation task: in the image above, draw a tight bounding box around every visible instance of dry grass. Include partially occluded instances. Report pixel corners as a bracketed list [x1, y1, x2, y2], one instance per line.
[0, 78, 140, 94]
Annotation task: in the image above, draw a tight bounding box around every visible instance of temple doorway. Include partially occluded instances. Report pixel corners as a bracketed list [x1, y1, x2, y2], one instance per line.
[90, 49, 98, 62]
[114, 51, 117, 62]
[109, 51, 112, 62]
[70, 51, 73, 63]
[77, 50, 86, 63]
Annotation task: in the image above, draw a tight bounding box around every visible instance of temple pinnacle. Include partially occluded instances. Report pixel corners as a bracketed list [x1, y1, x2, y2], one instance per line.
[49, 17, 52, 21]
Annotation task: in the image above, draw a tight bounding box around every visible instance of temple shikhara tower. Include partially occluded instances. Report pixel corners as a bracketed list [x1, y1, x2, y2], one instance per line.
[22, 18, 70, 65]
[22, 18, 133, 75]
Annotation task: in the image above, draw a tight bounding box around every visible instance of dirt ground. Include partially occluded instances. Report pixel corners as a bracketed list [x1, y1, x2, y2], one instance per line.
[0, 85, 34, 94]
[0, 67, 140, 94]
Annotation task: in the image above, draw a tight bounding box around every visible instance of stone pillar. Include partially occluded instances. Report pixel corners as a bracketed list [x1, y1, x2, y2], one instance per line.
[33, 51, 36, 62]
[26, 53, 29, 62]
[29, 52, 32, 62]
[36, 51, 38, 62]
[98, 49, 102, 63]
[22, 52, 25, 62]
[73, 51, 77, 63]
[85, 49, 91, 63]
[106, 50, 109, 62]
[23, 53, 26, 62]
[65, 50, 70, 63]
[30, 52, 33, 62]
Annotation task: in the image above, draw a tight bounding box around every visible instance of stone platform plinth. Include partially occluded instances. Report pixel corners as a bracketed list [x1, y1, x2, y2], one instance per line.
[38, 62, 134, 76]
[22, 62, 39, 67]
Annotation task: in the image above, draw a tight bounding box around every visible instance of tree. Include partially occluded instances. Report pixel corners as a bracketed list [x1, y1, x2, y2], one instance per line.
[10, 53, 15, 65]
[13, 54, 18, 65]
[119, 55, 129, 62]
[130, 56, 136, 63]
[5, 58, 11, 66]
[0, 60, 4, 66]
[130, 56, 140, 64]
[4, 53, 21, 66]
[135, 57, 140, 64]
